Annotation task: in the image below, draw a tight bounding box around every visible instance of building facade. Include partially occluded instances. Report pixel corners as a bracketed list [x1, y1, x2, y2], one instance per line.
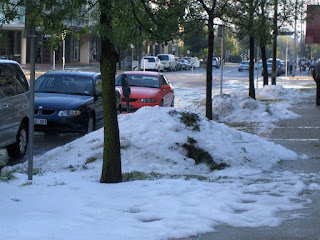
[0, 5, 97, 65]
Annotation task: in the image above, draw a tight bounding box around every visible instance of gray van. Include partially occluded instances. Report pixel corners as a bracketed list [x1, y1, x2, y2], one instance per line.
[0, 60, 30, 160]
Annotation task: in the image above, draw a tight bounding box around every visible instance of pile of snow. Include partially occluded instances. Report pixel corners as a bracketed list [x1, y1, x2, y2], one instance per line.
[189, 85, 312, 123]
[1, 100, 319, 240]
[4, 107, 298, 176]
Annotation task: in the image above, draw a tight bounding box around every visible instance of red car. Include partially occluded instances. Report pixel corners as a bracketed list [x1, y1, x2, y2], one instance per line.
[115, 71, 174, 112]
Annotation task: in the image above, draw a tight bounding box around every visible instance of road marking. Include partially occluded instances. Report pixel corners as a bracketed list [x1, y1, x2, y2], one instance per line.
[269, 139, 319, 141]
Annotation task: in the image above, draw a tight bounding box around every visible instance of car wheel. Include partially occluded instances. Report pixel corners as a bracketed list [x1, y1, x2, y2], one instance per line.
[86, 114, 95, 133]
[117, 104, 122, 115]
[170, 98, 174, 107]
[7, 122, 28, 160]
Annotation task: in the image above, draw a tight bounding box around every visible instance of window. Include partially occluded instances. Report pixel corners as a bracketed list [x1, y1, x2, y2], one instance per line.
[0, 64, 16, 99]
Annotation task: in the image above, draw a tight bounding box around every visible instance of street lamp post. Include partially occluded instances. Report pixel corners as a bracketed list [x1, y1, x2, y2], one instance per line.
[62, 30, 66, 70]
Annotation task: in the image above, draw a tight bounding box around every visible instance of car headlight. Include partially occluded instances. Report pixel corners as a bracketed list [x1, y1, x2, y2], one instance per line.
[58, 110, 81, 116]
[141, 98, 156, 103]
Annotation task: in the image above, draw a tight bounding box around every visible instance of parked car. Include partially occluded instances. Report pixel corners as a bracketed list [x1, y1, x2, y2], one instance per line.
[34, 71, 121, 134]
[179, 59, 191, 70]
[175, 57, 182, 71]
[238, 61, 250, 71]
[157, 54, 177, 71]
[262, 63, 283, 76]
[140, 56, 164, 72]
[0, 59, 30, 160]
[115, 71, 174, 112]
[212, 57, 220, 68]
[183, 57, 196, 67]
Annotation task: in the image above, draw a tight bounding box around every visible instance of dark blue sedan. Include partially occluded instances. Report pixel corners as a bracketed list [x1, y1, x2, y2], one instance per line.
[34, 71, 121, 134]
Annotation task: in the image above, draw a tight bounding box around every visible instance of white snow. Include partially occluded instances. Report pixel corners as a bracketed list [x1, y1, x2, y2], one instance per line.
[1, 84, 319, 240]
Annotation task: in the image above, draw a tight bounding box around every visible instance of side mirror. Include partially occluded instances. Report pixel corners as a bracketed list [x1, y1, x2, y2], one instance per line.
[162, 85, 170, 90]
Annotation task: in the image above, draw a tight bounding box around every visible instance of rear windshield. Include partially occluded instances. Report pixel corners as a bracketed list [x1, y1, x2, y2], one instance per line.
[144, 58, 155, 62]
[158, 55, 169, 61]
[115, 74, 160, 88]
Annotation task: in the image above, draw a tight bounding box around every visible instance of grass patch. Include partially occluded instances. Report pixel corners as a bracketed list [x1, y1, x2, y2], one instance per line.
[19, 181, 33, 187]
[123, 171, 147, 181]
[182, 137, 229, 171]
[259, 99, 283, 104]
[85, 157, 98, 165]
[169, 110, 200, 131]
[0, 170, 17, 182]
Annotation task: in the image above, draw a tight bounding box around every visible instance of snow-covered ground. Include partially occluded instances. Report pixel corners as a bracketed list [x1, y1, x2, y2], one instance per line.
[1, 85, 320, 240]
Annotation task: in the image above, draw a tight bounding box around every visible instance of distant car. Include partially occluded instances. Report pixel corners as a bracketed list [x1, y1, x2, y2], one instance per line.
[238, 61, 250, 71]
[212, 57, 220, 68]
[262, 63, 283, 76]
[157, 54, 177, 71]
[34, 71, 121, 134]
[115, 71, 174, 112]
[179, 59, 191, 70]
[175, 57, 182, 71]
[0, 59, 30, 160]
[183, 57, 196, 67]
[140, 56, 164, 72]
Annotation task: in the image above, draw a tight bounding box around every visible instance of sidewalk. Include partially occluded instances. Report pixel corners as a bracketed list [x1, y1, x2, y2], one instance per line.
[199, 75, 320, 240]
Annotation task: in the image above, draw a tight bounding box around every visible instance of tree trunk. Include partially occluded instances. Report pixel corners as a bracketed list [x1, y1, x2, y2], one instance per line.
[206, 15, 214, 120]
[260, 43, 268, 86]
[99, 0, 122, 183]
[249, 35, 255, 99]
[271, 0, 278, 85]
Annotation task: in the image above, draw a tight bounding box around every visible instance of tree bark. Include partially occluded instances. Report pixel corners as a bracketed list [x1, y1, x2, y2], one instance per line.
[249, 35, 255, 99]
[260, 43, 268, 86]
[99, 0, 122, 183]
[206, 14, 214, 120]
[271, 0, 278, 85]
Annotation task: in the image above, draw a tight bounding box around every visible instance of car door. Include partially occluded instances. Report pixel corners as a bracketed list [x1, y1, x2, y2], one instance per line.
[94, 76, 104, 128]
[160, 74, 174, 106]
[0, 64, 24, 147]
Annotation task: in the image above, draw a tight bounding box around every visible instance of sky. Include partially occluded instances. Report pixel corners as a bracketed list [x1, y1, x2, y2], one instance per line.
[1, 84, 320, 240]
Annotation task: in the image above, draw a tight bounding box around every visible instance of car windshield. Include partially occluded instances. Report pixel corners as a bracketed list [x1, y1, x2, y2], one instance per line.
[241, 61, 249, 65]
[115, 74, 160, 88]
[35, 75, 93, 95]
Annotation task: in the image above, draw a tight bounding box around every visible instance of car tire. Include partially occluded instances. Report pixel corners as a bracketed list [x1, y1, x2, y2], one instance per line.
[86, 114, 95, 134]
[7, 122, 28, 160]
[117, 104, 122, 115]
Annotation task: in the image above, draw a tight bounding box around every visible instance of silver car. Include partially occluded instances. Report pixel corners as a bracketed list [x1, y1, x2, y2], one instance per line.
[0, 60, 30, 160]
[238, 61, 250, 71]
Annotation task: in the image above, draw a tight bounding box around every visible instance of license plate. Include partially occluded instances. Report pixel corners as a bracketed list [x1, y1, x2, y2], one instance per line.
[34, 118, 47, 125]
[122, 105, 133, 109]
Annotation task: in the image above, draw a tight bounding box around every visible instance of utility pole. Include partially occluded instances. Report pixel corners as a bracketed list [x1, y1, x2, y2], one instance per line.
[293, 0, 298, 77]
[26, 0, 36, 180]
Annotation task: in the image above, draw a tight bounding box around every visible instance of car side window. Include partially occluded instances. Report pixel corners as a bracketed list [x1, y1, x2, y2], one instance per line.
[0, 64, 16, 99]
[10, 64, 29, 94]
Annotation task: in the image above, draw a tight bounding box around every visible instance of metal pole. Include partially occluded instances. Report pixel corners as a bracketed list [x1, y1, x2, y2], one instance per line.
[28, 29, 36, 180]
[286, 36, 288, 78]
[62, 30, 66, 70]
[256, 46, 259, 88]
[293, 0, 297, 77]
[220, 26, 224, 95]
[53, 51, 55, 70]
